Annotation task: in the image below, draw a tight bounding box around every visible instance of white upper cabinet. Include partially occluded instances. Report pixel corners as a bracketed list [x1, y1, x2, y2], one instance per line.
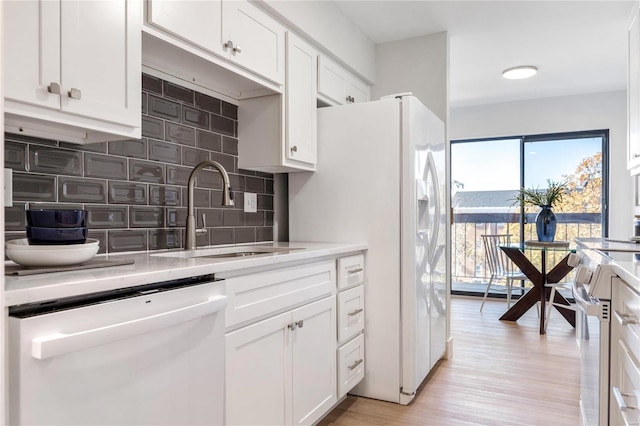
[629, 2, 640, 174]
[224, 1, 285, 85]
[285, 32, 317, 167]
[318, 54, 370, 106]
[147, 0, 285, 86]
[3, 0, 141, 144]
[147, 0, 225, 57]
[238, 32, 317, 172]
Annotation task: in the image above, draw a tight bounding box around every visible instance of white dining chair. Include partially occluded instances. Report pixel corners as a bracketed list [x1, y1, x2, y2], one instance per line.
[480, 234, 530, 312]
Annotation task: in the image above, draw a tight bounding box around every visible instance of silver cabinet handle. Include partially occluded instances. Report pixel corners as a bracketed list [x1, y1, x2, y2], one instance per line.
[290, 146, 297, 153]
[296, 320, 304, 328]
[635, 153, 640, 158]
[348, 308, 363, 317]
[614, 310, 638, 326]
[224, 40, 240, 53]
[47, 82, 61, 94]
[347, 268, 363, 275]
[347, 359, 363, 370]
[68, 88, 81, 100]
[613, 386, 636, 411]
[288, 322, 297, 331]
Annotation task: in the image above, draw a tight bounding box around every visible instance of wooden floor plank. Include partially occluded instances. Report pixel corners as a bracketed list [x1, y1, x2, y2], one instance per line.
[320, 297, 581, 425]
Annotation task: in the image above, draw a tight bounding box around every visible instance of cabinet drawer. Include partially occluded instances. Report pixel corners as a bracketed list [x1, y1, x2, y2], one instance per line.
[337, 333, 365, 398]
[615, 283, 640, 363]
[225, 261, 336, 328]
[337, 254, 365, 290]
[338, 285, 364, 343]
[612, 340, 640, 426]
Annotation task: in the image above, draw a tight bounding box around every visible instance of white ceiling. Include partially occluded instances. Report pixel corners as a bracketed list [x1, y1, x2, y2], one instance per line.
[333, 0, 634, 108]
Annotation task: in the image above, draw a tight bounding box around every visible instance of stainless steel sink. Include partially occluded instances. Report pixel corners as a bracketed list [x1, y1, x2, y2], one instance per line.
[152, 246, 305, 260]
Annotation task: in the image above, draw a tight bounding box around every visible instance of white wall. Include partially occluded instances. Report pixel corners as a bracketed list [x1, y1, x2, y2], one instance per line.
[259, 0, 376, 83]
[372, 32, 449, 124]
[450, 90, 631, 239]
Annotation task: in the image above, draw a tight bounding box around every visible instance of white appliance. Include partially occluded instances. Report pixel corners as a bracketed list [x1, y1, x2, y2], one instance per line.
[289, 95, 447, 404]
[572, 245, 620, 426]
[8, 276, 227, 425]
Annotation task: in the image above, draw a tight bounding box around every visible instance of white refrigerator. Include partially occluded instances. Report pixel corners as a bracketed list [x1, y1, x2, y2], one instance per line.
[289, 95, 448, 404]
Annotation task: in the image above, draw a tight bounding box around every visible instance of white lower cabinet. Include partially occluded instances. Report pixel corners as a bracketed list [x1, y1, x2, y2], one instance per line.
[611, 279, 640, 425]
[226, 296, 336, 426]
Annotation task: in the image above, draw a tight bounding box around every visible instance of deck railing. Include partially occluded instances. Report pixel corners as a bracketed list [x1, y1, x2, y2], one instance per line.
[451, 212, 601, 293]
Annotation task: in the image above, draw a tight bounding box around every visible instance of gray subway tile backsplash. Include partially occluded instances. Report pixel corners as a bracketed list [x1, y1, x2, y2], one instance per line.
[183, 106, 209, 129]
[84, 153, 128, 180]
[108, 229, 148, 253]
[164, 81, 194, 104]
[235, 227, 255, 244]
[5, 141, 26, 171]
[142, 116, 165, 140]
[13, 173, 56, 202]
[148, 139, 181, 164]
[165, 122, 195, 146]
[196, 130, 221, 151]
[59, 177, 107, 203]
[108, 138, 147, 159]
[211, 114, 235, 136]
[130, 206, 164, 228]
[109, 181, 147, 204]
[4, 74, 274, 254]
[148, 95, 181, 121]
[129, 159, 165, 184]
[86, 205, 129, 228]
[195, 92, 221, 114]
[29, 147, 82, 176]
[150, 185, 181, 206]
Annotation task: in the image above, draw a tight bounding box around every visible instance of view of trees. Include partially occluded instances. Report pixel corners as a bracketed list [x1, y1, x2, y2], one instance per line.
[451, 152, 602, 285]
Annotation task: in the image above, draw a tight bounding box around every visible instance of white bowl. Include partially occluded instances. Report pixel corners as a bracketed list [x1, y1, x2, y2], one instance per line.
[6, 238, 100, 267]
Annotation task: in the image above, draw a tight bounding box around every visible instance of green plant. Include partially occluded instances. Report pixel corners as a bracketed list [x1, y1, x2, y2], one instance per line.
[512, 179, 568, 209]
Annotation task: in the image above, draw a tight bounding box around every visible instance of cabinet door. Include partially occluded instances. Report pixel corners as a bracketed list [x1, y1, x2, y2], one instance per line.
[60, 0, 140, 127]
[286, 32, 317, 166]
[223, 0, 285, 85]
[291, 296, 337, 426]
[3, 0, 60, 110]
[147, 0, 225, 58]
[226, 312, 292, 426]
[629, 4, 640, 171]
[317, 55, 348, 105]
[347, 77, 371, 104]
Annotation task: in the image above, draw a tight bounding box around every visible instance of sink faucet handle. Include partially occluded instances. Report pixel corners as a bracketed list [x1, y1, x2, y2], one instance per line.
[196, 213, 208, 236]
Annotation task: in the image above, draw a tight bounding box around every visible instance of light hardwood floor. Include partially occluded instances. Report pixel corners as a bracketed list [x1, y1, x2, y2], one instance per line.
[320, 297, 581, 425]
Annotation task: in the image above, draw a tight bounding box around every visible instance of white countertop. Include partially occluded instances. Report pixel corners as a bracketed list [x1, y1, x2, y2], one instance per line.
[4, 241, 367, 307]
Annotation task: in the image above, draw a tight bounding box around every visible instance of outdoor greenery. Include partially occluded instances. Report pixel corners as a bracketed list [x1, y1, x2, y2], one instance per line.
[452, 152, 603, 283]
[512, 179, 569, 209]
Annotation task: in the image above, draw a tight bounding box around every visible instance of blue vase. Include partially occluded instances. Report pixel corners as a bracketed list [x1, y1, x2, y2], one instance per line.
[535, 205, 557, 242]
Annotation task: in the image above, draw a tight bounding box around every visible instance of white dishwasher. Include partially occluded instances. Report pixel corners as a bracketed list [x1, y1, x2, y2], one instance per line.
[8, 275, 227, 426]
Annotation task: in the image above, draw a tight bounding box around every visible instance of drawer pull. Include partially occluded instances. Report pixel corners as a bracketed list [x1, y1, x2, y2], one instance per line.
[614, 310, 638, 326]
[296, 320, 304, 328]
[288, 322, 297, 331]
[347, 268, 363, 275]
[348, 358, 363, 370]
[613, 386, 637, 411]
[348, 308, 364, 317]
[47, 82, 61, 94]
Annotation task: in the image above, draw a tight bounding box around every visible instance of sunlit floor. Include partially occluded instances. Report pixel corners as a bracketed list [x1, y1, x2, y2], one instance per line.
[320, 296, 580, 426]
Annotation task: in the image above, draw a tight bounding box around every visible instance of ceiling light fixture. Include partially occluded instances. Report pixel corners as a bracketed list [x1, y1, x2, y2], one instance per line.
[502, 65, 538, 80]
